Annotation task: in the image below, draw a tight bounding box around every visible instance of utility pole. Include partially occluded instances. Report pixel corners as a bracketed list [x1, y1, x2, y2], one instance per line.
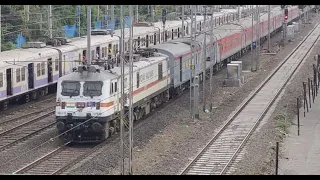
[190, 5, 199, 121]
[255, 5, 260, 70]
[119, 5, 125, 175]
[97, 5, 100, 23]
[86, 5, 91, 66]
[24, 5, 30, 22]
[77, 5, 81, 37]
[182, 5, 185, 37]
[0, 5, 1, 52]
[238, 5, 240, 21]
[267, 5, 271, 52]
[251, 5, 255, 72]
[208, 7, 215, 112]
[111, 5, 114, 29]
[128, 5, 134, 175]
[151, 5, 155, 22]
[48, 5, 52, 39]
[136, 5, 139, 23]
[202, 6, 207, 112]
[104, 5, 109, 29]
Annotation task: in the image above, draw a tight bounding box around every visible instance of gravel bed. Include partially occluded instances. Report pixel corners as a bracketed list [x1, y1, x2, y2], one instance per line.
[233, 13, 320, 175]
[0, 94, 56, 122]
[62, 13, 320, 175]
[0, 115, 64, 174]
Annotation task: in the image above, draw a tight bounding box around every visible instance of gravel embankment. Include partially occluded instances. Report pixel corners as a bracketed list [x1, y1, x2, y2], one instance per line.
[64, 13, 319, 175]
[233, 14, 320, 175]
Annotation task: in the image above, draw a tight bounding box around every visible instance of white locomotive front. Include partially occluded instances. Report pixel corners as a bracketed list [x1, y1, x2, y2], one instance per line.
[55, 49, 170, 143]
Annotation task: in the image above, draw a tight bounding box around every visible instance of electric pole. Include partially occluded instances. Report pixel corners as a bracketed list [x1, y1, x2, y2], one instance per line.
[151, 5, 155, 22]
[136, 5, 139, 23]
[251, 5, 256, 72]
[182, 5, 185, 37]
[77, 5, 81, 37]
[119, 5, 125, 175]
[267, 5, 271, 52]
[104, 5, 109, 29]
[208, 7, 215, 112]
[48, 5, 52, 39]
[128, 5, 134, 175]
[111, 5, 114, 29]
[255, 5, 260, 70]
[25, 5, 30, 22]
[87, 5, 91, 66]
[97, 5, 100, 23]
[190, 5, 199, 121]
[202, 6, 207, 112]
[0, 5, 1, 52]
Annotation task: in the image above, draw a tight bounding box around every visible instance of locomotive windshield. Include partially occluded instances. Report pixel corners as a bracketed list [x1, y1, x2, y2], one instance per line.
[61, 81, 80, 97]
[83, 81, 103, 97]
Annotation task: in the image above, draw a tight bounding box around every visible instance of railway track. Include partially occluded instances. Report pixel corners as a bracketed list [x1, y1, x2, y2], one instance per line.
[0, 110, 56, 152]
[180, 21, 320, 175]
[0, 106, 55, 127]
[13, 142, 106, 175]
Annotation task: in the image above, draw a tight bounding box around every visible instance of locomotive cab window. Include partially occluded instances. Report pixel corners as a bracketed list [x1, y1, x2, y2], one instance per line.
[61, 81, 80, 97]
[83, 81, 103, 97]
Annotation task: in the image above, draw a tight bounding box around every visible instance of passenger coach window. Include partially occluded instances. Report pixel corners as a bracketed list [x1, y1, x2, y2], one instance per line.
[55, 59, 59, 71]
[21, 67, 26, 81]
[83, 81, 103, 97]
[37, 63, 41, 76]
[61, 81, 80, 97]
[41, 62, 45, 75]
[0, 73, 3, 87]
[16, 68, 21, 83]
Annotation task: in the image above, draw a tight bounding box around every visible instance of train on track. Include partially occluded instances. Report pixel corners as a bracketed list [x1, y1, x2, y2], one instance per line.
[53, 5, 310, 142]
[0, 6, 262, 111]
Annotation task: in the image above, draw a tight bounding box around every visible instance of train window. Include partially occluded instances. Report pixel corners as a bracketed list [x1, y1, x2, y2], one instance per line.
[21, 67, 25, 81]
[157, 33, 160, 42]
[16, 68, 21, 83]
[83, 81, 103, 97]
[0, 73, 2, 87]
[110, 82, 113, 94]
[124, 78, 128, 88]
[158, 63, 163, 80]
[136, 72, 140, 88]
[41, 62, 45, 75]
[102, 47, 105, 58]
[37, 63, 41, 76]
[113, 44, 116, 54]
[61, 81, 80, 97]
[114, 82, 117, 92]
[79, 53, 81, 64]
[55, 59, 59, 71]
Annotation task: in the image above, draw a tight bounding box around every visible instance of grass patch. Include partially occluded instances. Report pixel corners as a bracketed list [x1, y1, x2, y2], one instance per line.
[275, 113, 292, 134]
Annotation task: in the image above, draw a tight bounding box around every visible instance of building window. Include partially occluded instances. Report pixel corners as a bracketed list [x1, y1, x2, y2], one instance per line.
[21, 67, 26, 81]
[41, 62, 45, 75]
[16, 68, 21, 83]
[37, 63, 41, 76]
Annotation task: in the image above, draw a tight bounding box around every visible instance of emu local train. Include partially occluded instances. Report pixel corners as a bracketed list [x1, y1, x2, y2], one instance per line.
[54, 6, 306, 142]
[0, 7, 252, 110]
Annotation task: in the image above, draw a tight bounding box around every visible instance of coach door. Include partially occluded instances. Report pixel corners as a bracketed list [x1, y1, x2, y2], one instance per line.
[47, 58, 53, 83]
[28, 63, 34, 89]
[6, 68, 12, 96]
